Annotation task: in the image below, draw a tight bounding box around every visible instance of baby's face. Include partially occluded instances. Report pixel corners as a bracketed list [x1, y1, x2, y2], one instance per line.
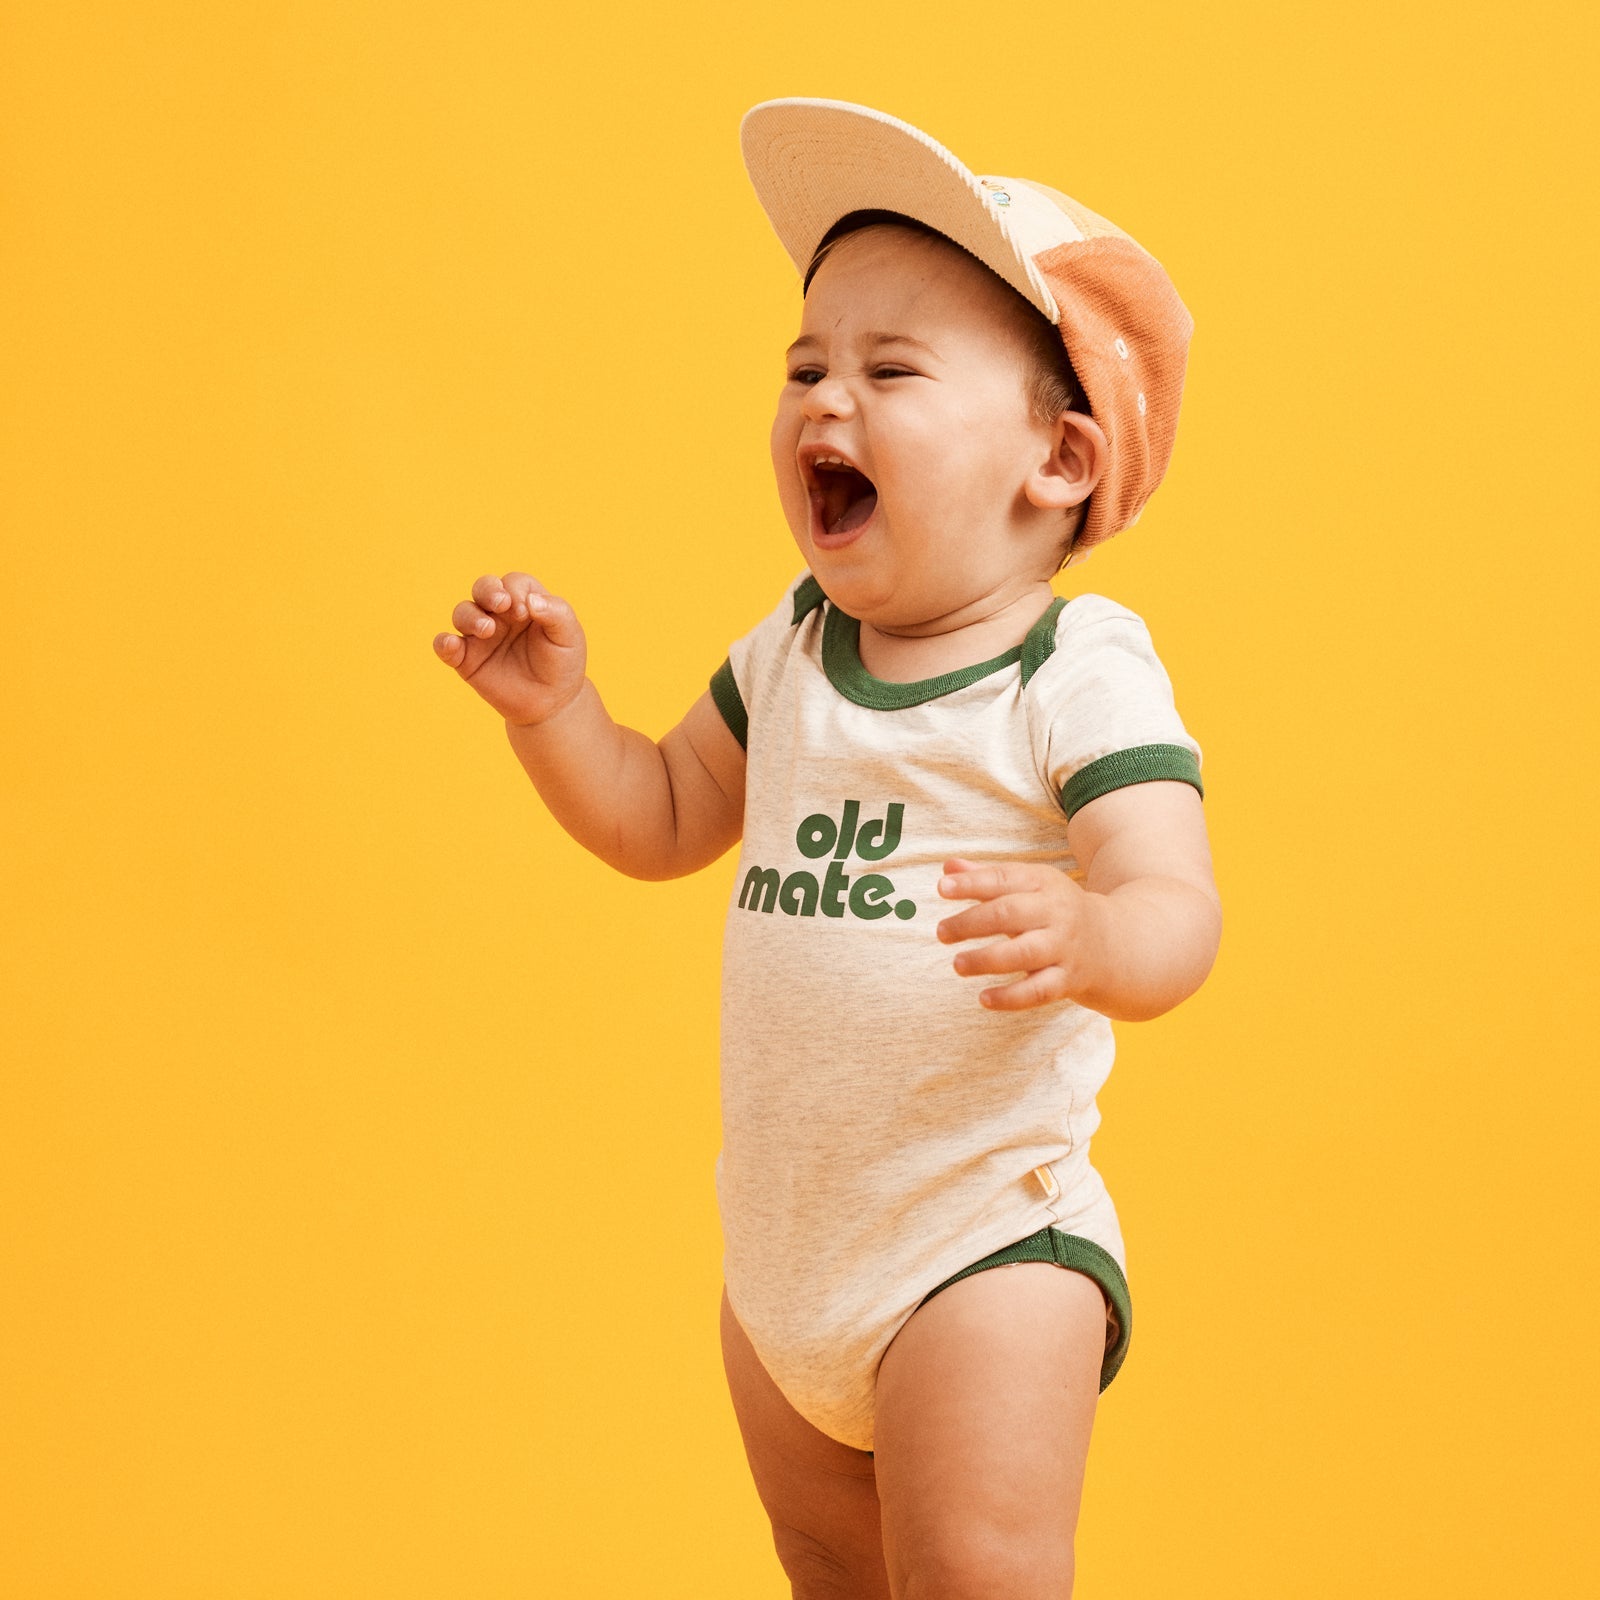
[770, 225, 1073, 631]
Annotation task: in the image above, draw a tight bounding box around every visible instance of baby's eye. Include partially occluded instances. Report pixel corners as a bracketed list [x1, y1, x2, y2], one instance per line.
[785, 365, 917, 385]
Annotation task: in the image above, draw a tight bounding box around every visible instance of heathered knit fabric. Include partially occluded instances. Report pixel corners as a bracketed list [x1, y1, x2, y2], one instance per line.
[710, 572, 1202, 1451]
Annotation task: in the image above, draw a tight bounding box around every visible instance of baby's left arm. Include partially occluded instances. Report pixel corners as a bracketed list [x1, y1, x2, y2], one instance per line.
[935, 780, 1220, 1021]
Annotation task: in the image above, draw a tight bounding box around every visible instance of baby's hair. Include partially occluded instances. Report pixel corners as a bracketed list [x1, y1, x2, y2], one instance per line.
[803, 209, 1091, 565]
[803, 209, 1087, 432]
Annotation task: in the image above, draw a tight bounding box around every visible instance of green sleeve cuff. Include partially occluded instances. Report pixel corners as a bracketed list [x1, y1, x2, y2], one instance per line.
[709, 658, 748, 750]
[1059, 744, 1203, 820]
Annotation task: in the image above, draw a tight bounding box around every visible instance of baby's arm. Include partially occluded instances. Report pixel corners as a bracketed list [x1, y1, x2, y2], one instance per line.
[434, 571, 744, 880]
[506, 683, 744, 880]
[936, 780, 1220, 1022]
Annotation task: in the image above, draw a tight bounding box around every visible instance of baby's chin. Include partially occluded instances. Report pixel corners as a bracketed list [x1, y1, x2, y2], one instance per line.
[788, 513, 1016, 630]
[787, 531, 886, 608]
[806, 563, 947, 631]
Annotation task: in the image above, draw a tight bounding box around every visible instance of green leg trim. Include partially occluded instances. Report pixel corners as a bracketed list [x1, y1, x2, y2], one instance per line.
[915, 1226, 1133, 1394]
[865, 1229, 1134, 1454]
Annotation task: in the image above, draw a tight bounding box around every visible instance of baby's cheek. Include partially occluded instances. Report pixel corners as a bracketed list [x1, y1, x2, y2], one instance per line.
[769, 417, 806, 498]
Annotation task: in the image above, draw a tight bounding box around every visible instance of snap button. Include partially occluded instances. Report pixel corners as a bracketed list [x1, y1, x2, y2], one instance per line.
[1136, 391, 1147, 416]
[1114, 337, 1130, 359]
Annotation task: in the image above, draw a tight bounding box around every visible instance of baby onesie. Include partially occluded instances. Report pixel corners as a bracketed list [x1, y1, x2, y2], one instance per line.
[708, 572, 1203, 1451]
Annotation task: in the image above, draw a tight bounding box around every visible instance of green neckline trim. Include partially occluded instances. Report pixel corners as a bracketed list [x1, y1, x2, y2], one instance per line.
[1021, 596, 1067, 686]
[791, 574, 827, 624]
[820, 596, 1066, 710]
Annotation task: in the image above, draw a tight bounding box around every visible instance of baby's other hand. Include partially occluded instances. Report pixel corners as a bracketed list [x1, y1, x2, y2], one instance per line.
[433, 571, 588, 727]
[935, 857, 1106, 1012]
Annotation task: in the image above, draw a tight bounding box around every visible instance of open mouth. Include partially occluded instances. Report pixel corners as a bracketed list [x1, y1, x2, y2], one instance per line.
[809, 458, 879, 539]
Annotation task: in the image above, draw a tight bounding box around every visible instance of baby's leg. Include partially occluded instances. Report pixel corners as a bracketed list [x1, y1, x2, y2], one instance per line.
[720, 1287, 891, 1600]
[874, 1262, 1104, 1600]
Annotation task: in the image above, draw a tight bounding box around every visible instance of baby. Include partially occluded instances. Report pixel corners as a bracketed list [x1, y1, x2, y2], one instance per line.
[433, 99, 1220, 1600]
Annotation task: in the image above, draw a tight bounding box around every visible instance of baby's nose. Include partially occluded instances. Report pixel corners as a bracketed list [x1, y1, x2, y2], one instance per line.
[801, 372, 857, 420]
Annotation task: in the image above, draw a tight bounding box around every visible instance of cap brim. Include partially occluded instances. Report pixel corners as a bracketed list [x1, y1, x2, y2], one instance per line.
[740, 98, 1064, 322]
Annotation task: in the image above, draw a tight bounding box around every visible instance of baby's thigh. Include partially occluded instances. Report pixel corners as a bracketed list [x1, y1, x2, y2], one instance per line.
[719, 1287, 890, 1600]
[874, 1262, 1104, 1600]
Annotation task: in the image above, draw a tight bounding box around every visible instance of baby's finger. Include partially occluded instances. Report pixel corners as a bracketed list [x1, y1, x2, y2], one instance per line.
[978, 967, 1071, 1012]
[936, 891, 1048, 945]
[451, 598, 499, 639]
[433, 631, 466, 662]
[952, 929, 1056, 978]
[938, 860, 1046, 903]
[526, 590, 582, 649]
[469, 574, 516, 617]
[495, 571, 550, 622]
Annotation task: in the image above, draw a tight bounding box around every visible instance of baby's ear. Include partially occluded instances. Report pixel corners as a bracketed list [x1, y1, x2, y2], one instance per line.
[1026, 411, 1107, 513]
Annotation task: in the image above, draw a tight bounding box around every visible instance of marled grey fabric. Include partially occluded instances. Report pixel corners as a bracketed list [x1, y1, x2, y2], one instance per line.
[713, 573, 1201, 1450]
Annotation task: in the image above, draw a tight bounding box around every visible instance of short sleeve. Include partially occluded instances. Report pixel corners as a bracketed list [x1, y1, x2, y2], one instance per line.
[707, 572, 825, 751]
[1025, 594, 1204, 821]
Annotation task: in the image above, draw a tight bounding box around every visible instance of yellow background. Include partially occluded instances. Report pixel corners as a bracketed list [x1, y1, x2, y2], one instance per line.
[4, 2, 1596, 1594]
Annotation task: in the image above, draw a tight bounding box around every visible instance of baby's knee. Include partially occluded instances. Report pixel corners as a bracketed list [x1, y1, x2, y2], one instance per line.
[891, 1527, 1075, 1600]
[771, 1521, 890, 1600]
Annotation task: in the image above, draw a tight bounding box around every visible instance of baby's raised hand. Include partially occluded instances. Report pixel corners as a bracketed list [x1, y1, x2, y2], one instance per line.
[432, 571, 588, 727]
[935, 857, 1106, 1012]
